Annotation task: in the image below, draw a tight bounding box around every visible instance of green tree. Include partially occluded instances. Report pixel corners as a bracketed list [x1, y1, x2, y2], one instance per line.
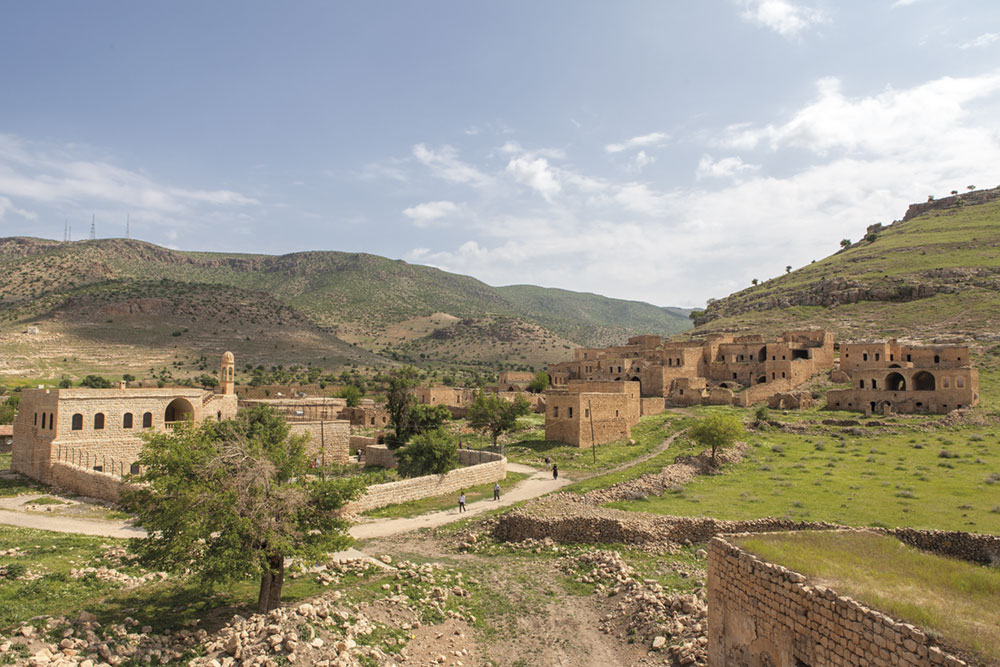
[385, 368, 419, 448]
[527, 372, 550, 394]
[122, 374, 136, 384]
[751, 278, 759, 286]
[467, 391, 531, 454]
[689, 412, 744, 462]
[840, 238, 851, 249]
[0, 393, 20, 424]
[80, 375, 113, 389]
[410, 404, 451, 434]
[121, 405, 364, 614]
[395, 429, 458, 478]
[196, 373, 219, 389]
[339, 384, 362, 407]
[785, 265, 792, 273]
[689, 310, 704, 320]
[58, 377, 72, 388]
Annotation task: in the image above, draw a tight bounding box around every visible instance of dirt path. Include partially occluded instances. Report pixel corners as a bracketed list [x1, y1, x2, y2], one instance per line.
[575, 428, 687, 482]
[0, 493, 146, 538]
[349, 463, 571, 540]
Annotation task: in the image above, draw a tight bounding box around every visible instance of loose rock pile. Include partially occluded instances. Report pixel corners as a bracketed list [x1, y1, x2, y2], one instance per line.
[582, 443, 749, 505]
[567, 550, 707, 666]
[69, 566, 168, 589]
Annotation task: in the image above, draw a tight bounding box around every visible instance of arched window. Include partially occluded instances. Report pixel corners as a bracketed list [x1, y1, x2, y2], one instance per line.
[934, 355, 940, 364]
[94, 413, 105, 430]
[142, 412, 153, 428]
[72, 413, 83, 430]
[49, 413, 54, 429]
[886, 372, 906, 391]
[123, 413, 134, 429]
[913, 371, 936, 391]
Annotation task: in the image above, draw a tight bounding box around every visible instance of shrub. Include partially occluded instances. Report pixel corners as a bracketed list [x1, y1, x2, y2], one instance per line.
[395, 429, 458, 478]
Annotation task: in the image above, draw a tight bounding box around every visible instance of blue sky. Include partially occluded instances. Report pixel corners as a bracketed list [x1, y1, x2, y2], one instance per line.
[1, 1, 998, 308]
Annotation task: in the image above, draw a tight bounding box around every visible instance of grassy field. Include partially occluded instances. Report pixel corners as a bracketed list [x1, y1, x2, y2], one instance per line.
[735, 531, 1000, 663]
[469, 411, 689, 474]
[362, 471, 531, 519]
[609, 420, 1000, 533]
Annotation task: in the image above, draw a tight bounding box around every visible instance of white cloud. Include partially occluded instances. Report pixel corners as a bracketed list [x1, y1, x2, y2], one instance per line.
[696, 154, 760, 180]
[961, 33, 1000, 49]
[0, 134, 258, 241]
[413, 143, 493, 188]
[505, 155, 562, 200]
[405, 70, 1000, 308]
[630, 151, 655, 172]
[737, 0, 828, 38]
[605, 131, 669, 154]
[891, 0, 920, 7]
[402, 200, 461, 226]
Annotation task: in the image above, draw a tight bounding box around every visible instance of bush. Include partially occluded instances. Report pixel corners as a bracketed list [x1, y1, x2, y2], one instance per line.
[80, 375, 112, 389]
[395, 429, 458, 478]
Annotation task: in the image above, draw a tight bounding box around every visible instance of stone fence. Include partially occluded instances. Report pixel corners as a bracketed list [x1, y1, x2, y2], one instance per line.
[54, 443, 141, 479]
[50, 460, 131, 503]
[493, 498, 1000, 566]
[346, 446, 506, 514]
[708, 533, 969, 666]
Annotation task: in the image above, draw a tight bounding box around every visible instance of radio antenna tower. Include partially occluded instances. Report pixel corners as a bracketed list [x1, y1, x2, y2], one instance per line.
[64, 219, 68, 242]
[90, 214, 96, 240]
[126, 213, 130, 239]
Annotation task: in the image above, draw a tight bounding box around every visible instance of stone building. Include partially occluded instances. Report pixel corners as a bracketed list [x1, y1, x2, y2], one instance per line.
[13, 353, 240, 485]
[496, 371, 535, 392]
[239, 396, 347, 421]
[238, 396, 351, 463]
[409, 386, 475, 408]
[827, 340, 979, 414]
[548, 330, 833, 408]
[339, 399, 390, 429]
[544, 381, 642, 447]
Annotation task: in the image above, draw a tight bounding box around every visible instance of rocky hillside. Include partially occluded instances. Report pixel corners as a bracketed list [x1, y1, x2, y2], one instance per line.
[691, 187, 1000, 341]
[0, 237, 690, 379]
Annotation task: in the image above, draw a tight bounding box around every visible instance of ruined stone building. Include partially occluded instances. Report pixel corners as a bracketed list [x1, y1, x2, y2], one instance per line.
[826, 340, 979, 414]
[12, 353, 240, 486]
[548, 330, 833, 408]
[544, 381, 644, 448]
[410, 386, 474, 408]
[496, 371, 535, 392]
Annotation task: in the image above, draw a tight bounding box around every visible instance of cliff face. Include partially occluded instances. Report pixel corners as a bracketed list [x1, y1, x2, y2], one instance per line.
[691, 191, 1000, 337]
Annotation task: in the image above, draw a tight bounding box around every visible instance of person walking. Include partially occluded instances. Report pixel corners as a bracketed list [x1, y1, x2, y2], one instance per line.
[544, 456, 551, 470]
[458, 491, 466, 513]
[552, 463, 558, 480]
[493, 482, 501, 501]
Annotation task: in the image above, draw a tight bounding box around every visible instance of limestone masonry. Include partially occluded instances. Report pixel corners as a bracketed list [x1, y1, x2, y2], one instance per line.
[827, 340, 978, 415]
[13, 353, 239, 489]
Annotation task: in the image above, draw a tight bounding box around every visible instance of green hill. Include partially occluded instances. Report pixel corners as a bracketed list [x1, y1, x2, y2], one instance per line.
[691, 188, 1000, 341]
[0, 237, 691, 380]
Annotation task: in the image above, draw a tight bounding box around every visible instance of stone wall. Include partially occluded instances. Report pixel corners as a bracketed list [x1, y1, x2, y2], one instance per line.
[639, 397, 664, 417]
[345, 448, 506, 513]
[350, 435, 375, 455]
[49, 461, 127, 503]
[362, 444, 399, 469]
[287, 420, 350, 463]
[707, 533, 969, 666]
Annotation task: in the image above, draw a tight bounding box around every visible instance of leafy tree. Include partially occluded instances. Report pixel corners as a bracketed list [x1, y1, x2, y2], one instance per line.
[122, 374, 136, 384]
[689, 412, 744, 462]
[839, 238, 851, 249]
[785, 265, 792, 273]
[751, 278, 759, 286]
[967, 185, 975, 191]
[395, 429, 458, 478]
[385, 367, 419, 448]
[865, 232, 877, 243]
[58, 377, 72, 388]
[410, 404, 451, 434]
[688, 310, 704, 320]
[339, 384, 362, 407]
[0, 393, 20, 424]
[951, 190, 959, 195]
[467, 391, 531, 454]
[527, 371, 550, 394]
[80, 375, 112, 389]
[196, 373, 219, 389]
[122, 405, 364, 614]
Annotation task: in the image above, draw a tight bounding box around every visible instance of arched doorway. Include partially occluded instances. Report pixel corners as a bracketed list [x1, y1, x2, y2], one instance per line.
[757, 376, 767, 384]
[885, 372, 906, 391]
[913, 371, 936, 391]
[164, 398, 194, 424]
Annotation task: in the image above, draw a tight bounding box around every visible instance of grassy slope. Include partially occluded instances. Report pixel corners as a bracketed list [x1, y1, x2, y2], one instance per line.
[692, 197, 1000, 338]
[0, 238, 691, 361]
[736, 531, 1000, 663]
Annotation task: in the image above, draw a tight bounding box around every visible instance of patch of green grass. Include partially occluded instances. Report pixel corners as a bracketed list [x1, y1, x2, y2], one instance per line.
[0, 473, 42, 497]
[0, 452, 11, 471]
[735, 531, 1000, 663]
[362, 472, 531, 519]
[496, 412, 687, 474]
[27, 495, 66, 506]
[609, 423, 1000, 532]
